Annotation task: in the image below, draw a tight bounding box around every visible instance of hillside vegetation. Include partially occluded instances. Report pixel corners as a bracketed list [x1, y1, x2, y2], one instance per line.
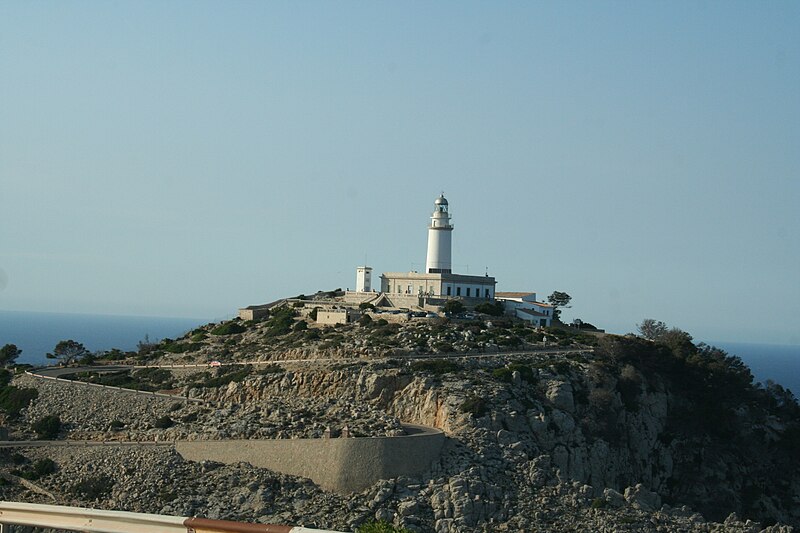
[3, 307, 798, 531]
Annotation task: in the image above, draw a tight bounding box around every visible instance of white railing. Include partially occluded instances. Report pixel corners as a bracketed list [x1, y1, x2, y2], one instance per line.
[0, 501, 340, 533]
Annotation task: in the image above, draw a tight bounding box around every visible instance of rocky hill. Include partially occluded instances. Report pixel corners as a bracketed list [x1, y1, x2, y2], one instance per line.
[1, 306, 798, 532]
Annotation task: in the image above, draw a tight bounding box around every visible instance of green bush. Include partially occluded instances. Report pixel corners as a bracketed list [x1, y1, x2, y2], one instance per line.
[492, 363, 537, 384]
[293, 320, 308, 332]
[304, 329, 321, 340]
[460, 395, 488, 417]
[410, 359, 461, 375]
[210, 322, 246, 336]
[492, 367, 514, 382]
[96, 348, 127, 361]
[190, 332, 208, 342]
[443, 300, 465, 314]
[475, 301, 504, 316]
[14, 457, 57, 481]
[163, 342, 202, 353]
[110, 420, 125, 430]
[154, 416, 174, 429]
[196, 365, 253, 388]
[0, 386, 38, 419]
[264, 307, 296, 337]
[33, 415, 61, 439]
[358, 314, 373, 326]
[33, 458, 56, 477]
[71, 475, 114, 500]
[591, 497, 607, 509]
[433, 341, 454, 353]
[359, 302, 376, 310]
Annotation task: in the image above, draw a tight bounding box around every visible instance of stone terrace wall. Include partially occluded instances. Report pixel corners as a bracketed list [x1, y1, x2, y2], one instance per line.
[175, 423, 445, 494]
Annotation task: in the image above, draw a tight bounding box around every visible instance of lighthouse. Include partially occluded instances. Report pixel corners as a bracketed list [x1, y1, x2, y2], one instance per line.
[425, 194, 454, 274]
[379, 193, 495, 301]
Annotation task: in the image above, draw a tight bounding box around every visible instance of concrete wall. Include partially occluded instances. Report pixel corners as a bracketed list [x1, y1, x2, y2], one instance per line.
[316, 309, 361, 325]
[175, 423, 445, 494]
[238, 307, 270, 321]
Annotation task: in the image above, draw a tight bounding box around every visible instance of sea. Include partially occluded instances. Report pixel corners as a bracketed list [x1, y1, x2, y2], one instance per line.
[0, 310, 209, 366]
[0, 310, 798, 396]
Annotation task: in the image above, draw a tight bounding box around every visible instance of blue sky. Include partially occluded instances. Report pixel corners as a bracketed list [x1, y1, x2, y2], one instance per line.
[1, 2, 798, 344]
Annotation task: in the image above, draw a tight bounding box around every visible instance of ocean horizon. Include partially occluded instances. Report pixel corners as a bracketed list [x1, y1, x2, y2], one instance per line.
[0, 309, 797, 395]
[0, 309, 211, 366]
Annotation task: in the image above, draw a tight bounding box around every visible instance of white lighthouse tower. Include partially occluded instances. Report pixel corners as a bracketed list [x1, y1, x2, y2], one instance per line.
[425, 194, 454, 274]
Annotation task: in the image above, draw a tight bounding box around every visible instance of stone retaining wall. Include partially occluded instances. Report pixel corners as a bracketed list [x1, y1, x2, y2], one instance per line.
[175, 423, 445, 493]
[26, 371, 204, 404]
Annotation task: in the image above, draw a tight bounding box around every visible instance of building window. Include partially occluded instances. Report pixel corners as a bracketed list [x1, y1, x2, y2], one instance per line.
[456, 287, 461, 296]
[447, 286, 451, 296]
[485, 288, 490, 298]
[466, 288, 471, 297]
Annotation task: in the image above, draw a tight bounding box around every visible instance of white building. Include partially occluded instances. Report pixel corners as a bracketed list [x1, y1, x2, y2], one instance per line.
[355, 266, 372, 293]
[379, 194, 496, 307]
[495, 292, 554, 327]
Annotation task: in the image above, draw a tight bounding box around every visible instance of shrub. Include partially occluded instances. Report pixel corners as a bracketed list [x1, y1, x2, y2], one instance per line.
[96, 348, 127, 361]
[196, 366, 253, 388]
[33, 458, 56, 477]
[264, 307, 296, 337]
[358, 314, 373, 326]
[109, 420, 125, 430]
[433, 341, 454, 353]
[130, 367, 175, 390]
[375, 318, 389, 326]
[552, 361, 572, 374]
[71, 475, 114, 500]
[591, 497, 607, 509]
[475, 301, 504, 316]
[190, 332, 208, 342]
[293, 320, 308, 332]
[492, 367, 513, 383]
[359, 302, 375, 310]
[460, 395, 488, 417]
[0, 386, 38, 419]
[154, 416, 174, 429]
[410, 359, 461, 375]
[210, 322, 246, 336]
[163, 342, 202, 354]
[443, 300, 465, 315]
[493, 363, 537, 384]
[33, 415, 61, 439]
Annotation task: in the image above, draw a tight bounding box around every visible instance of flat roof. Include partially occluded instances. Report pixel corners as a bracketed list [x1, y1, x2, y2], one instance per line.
[518, 308, 548, 317]
[495, 292, 535, 298]
[381, 272, 496, 283]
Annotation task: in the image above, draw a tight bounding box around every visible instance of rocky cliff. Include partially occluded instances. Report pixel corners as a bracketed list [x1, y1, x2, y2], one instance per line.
[193, 338, 799, 530]
[2, 312, 798, 532]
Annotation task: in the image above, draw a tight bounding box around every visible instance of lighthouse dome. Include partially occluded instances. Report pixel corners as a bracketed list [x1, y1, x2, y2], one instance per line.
[434, 194, 448, 206]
